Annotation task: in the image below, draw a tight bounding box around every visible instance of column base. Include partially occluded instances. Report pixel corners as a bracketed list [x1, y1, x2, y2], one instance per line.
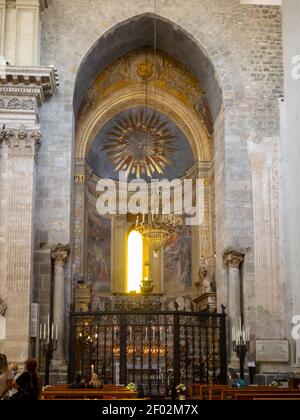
[49, 360, 68, 385]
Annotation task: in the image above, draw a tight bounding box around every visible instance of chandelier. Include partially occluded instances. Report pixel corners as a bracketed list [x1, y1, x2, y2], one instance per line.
[132, 10, 179, 253]
[136, 213, 179, 253]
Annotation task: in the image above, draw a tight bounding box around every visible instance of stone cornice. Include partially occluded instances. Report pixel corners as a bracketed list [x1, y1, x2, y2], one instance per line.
[0, 66, 57, 105]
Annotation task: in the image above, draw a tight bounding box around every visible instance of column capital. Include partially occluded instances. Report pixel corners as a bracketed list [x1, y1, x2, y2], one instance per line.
[6, 124, 41, 157]
[224, 250, 245, 269]
[51, 244, 70, 266]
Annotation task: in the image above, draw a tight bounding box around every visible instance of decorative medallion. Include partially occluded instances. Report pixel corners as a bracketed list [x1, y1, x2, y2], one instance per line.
[102, 109, 177, 178]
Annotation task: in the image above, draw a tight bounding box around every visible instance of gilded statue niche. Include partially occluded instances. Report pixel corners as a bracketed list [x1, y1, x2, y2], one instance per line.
[77, 48, 213, 138]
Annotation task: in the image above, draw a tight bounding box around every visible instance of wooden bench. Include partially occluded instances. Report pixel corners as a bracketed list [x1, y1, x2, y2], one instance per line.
[221, 388, 300, 401]
[189, 384, 300, 401]
[189, 384, 228, 400]
[42, 389, 138, 400]
[235, 393, 300, 400]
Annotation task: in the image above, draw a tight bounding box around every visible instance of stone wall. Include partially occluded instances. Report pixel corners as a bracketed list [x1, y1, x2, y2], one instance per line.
[29, 0, 286, 370]
[282, 0, 300, 368]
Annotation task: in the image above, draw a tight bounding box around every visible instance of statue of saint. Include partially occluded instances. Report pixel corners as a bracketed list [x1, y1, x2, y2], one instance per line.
[194, 257, 211, 296]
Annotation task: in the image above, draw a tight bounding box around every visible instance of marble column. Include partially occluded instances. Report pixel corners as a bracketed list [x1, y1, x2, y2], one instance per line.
[51, 244, 69, 364]
[0, 65, 56, 361]
[224, 251, 244, 364]
[1, 125, 41, 362]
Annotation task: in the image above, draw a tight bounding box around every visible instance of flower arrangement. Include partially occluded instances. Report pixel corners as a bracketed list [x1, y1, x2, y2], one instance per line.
[270, 381, 279, 388]
[127, 383, 138, 392]
[176, 384, 187, 394]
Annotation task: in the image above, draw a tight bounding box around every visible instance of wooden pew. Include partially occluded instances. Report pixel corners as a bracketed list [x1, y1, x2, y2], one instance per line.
[42, 389, 138, 400]
[221, 388, 300, 401]
[189, 384, 228, 400]
[235, 393, 300, 401]
[189, 384, 300, 401]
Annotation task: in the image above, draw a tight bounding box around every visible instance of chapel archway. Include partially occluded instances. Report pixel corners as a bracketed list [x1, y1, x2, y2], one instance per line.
[73, 44, 216, 313]
[68, 13, 232, 392]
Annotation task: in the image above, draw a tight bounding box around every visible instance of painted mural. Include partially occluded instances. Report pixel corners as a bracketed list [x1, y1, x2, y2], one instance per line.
[163, 224, 192, 296]
[87, 211, 111, 298]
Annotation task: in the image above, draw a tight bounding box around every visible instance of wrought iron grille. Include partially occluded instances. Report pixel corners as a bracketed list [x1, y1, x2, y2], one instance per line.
[69, 310, 227, 397]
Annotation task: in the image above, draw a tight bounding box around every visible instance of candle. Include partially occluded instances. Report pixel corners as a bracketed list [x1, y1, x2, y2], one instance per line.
[39, 324, 42, 340]
[129, 327, 132, 342]
[51, 323, 54, 340]
[43, 323, 46, 340]
[145, 327, 148, 341]
[152, 326, 155, 341]
[55, 324, 58, 341]
[91, 364, 94, 375]
[47, 315, 50, 343]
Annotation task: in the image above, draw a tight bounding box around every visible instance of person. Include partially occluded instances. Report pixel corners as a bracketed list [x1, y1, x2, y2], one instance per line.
[0, 354, 13, 400]
[229, 369, 247, 388]
[68, 374, 86, 389]
[8, 363, 21, 400]
[89, 373, 103, 389]
[15, 358, 41, 400]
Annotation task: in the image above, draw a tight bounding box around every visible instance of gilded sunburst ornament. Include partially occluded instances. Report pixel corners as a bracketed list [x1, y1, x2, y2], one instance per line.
[102, 110, 177, 178]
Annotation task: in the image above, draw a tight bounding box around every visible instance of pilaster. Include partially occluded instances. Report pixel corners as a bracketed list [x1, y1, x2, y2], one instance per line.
[247, 133, 285, 341]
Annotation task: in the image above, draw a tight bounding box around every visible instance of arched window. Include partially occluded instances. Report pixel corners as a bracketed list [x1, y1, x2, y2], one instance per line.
[127, 230, 143, 293]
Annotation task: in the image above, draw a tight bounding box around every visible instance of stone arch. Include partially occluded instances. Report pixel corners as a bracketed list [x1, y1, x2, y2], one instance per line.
[68, 10, 248, 312]
[72, 12, 244, 121]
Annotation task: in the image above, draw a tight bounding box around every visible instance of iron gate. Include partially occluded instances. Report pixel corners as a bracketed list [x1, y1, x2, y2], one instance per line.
[69, 310, 227, 397]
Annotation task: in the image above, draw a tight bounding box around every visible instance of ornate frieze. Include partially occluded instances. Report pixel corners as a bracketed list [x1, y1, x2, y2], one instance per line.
[0, 96, 35, 111]
[113, 294, 163, 312]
